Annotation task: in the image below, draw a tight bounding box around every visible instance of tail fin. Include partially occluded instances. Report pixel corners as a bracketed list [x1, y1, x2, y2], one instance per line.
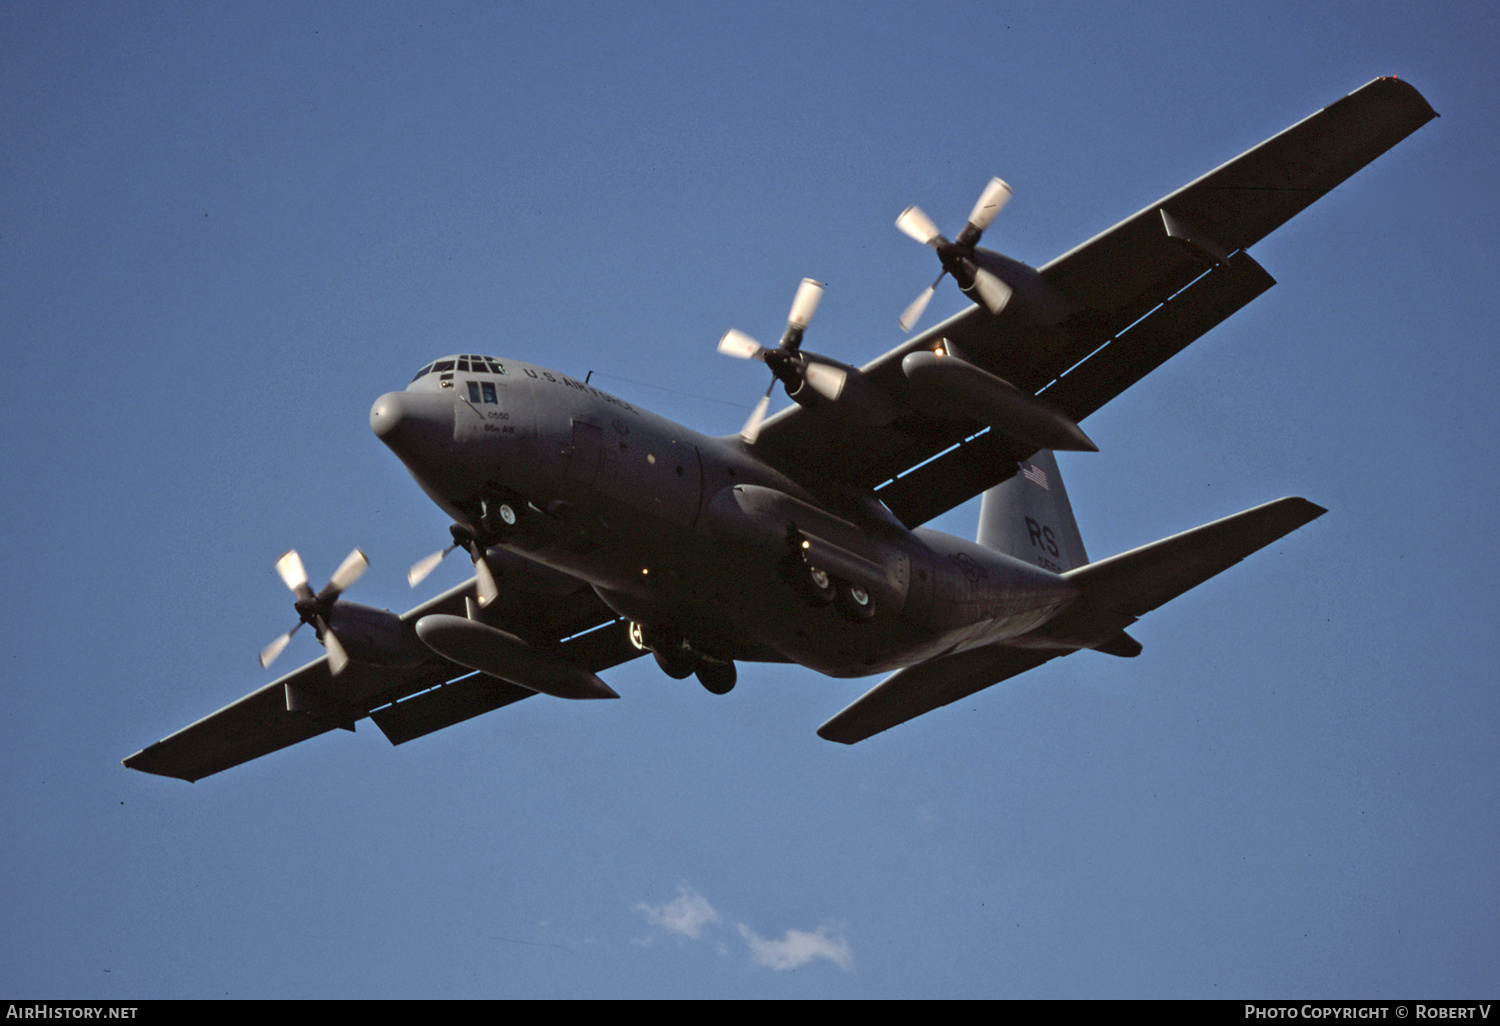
[977, 450, 1089, 573]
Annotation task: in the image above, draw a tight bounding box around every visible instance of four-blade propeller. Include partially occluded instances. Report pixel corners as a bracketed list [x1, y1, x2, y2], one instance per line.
[259, 548, 368, 675]
[895, 176, 1013, 332]
[407, 525, 500, 607]
[717, 277, 847, 442]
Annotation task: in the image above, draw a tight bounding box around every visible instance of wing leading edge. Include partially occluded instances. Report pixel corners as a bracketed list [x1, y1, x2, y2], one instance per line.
[752, 78, 1436, 527]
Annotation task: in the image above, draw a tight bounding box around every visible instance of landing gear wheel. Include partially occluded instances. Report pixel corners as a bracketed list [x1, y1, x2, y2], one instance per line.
[695, 659, 737, 695]
[835, 582, 877, 622]
[653, 646, 697, 680]
[784, 556, 837, 606]
[631, 622, 698, 679]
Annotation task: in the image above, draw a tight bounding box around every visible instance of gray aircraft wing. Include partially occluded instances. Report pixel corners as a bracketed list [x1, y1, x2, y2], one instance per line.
[752, 78, 1435, 527]
[123, 573, 638, 782]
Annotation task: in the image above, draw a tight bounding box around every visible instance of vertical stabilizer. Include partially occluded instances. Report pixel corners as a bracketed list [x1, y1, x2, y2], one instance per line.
[977, 450, 1089, 573]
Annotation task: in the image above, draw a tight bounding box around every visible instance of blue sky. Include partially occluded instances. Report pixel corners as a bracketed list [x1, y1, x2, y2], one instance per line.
[3, 0, 1496, 999]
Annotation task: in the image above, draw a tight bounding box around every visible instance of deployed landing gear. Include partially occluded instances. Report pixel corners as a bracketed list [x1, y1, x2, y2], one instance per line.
[695, 658, 736, 695]
[783, 555, 878, 622]
[630, 621, 698, 680]
[653, 647, 697, 680]
[783, 555, 836, 606]
[835, 582, 877, 622]
[629, 621, 736, 693]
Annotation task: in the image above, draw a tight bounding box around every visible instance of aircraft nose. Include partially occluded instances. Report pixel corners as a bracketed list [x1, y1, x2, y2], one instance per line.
[370, 391, 451, 452]
[370, 389, 493, 497]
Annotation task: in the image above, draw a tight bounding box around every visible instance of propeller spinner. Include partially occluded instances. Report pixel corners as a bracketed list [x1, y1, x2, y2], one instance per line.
[259, 548, 368, 675]
[717, 278, 846, 442]
[896, 177, 1014, 332]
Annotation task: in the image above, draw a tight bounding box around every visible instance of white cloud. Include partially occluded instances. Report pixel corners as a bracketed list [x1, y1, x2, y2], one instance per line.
[634, 883, 721, 939]
[736, 923, 854, 972]
[634, 883, 855, 972]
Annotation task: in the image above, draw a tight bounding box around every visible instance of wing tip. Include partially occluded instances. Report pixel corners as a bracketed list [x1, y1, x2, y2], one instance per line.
[816, 721, 866, 745]
[1273, 496, 1329, 528]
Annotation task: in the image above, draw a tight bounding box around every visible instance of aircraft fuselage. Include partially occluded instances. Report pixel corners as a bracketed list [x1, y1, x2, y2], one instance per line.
[371, 356, 1077, 679]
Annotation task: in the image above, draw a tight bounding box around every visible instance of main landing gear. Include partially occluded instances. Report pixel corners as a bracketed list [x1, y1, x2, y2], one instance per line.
[782, 556, 878, 623]
[629, 622, 737, 695]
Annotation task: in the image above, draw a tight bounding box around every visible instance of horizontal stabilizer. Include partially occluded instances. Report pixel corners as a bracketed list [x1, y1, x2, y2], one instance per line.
[818, 496, 1325, 745]
[1030, 496, 1326, 651]
[1062, 496, 1326, 618]
[818, 645, 1056, 745]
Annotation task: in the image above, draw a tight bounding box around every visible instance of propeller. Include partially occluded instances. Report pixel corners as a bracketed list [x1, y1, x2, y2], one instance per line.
[259, 548, 368, 675]
[717, 278, 846, 442]
[895, 177, 1014, 332]
[407, 524, 500, 607]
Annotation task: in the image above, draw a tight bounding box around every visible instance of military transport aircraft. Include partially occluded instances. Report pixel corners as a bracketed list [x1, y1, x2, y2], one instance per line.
[124, 78, 1436, 781]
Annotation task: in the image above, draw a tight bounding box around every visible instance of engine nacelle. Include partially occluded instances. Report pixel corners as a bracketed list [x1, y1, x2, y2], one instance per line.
[323, 601, 430, 668]
[782, 356, 903, 427]
[968, 249, 1077, 327]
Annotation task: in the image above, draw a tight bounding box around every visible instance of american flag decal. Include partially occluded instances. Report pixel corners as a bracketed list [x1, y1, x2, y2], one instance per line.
[1021, 463, 1049, 489]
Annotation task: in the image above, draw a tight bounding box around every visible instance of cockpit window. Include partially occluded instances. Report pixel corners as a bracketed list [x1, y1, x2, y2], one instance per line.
[410, 355, 506, 382]
[465, 381, 500, 403]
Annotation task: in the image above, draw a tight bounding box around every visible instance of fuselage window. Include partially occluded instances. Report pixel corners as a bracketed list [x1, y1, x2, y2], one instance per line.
[411, 363, 434, 383]
[482, 382, 497, 404]
[467, 381, 482, 403]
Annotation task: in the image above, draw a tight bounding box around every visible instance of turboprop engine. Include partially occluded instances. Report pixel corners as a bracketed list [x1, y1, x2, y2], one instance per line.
[258, 549, 429, 674]
[895, 178, 1076, 331]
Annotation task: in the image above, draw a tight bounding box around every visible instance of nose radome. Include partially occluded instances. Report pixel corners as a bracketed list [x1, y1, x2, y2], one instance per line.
[370, 390, 455, 455]
[369, 389, 490, 498]
[369, 391, 407, 442]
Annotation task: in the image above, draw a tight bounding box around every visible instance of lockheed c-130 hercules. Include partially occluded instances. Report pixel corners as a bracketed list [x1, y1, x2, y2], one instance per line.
[125, 78, 1436, 781]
